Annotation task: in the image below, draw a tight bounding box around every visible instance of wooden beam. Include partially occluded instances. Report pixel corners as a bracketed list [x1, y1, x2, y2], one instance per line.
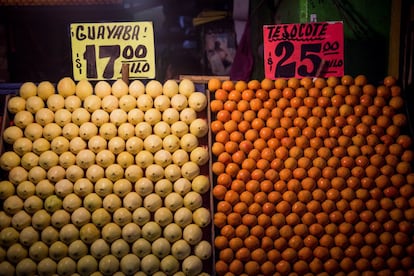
[179, 75, 230, 84]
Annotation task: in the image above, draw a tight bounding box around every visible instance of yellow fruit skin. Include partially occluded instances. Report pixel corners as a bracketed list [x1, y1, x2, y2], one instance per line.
[19, 82, 37, 99]
[37, 81, 55, 100]
[57, 77, 76, 98]
[75, 79, 93, 100]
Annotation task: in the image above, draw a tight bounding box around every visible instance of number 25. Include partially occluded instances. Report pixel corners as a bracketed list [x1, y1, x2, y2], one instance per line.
[275, 42, 322, 78]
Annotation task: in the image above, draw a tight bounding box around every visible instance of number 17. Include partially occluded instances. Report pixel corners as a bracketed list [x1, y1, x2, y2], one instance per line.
[84, 45, 121, 79]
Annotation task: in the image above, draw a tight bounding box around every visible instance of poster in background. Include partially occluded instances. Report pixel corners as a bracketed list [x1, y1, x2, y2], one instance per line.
[205, 31, 236, 76]
[71, 22, 155, 80]
[263, 21, 344, 79]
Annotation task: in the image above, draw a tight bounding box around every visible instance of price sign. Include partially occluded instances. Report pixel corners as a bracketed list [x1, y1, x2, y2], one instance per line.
[263, 21, 344, 79]
[70, 22, 155, 80]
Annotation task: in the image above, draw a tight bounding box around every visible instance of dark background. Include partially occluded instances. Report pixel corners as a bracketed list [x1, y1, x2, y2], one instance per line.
[0, 0, 232, 83]
[0, 0, 413, 89]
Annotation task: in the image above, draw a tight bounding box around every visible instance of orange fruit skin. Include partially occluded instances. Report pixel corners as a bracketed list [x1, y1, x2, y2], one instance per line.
[214, 212, 227, 228]
[229, 237, 244, 252]
[229, 259, 244, 274]
[222, 80, 235, 91]
[215, 260, 229, 275]
[219, 247, 234, 263]
[213, 185, 227, 200]
[244, 260, 261, 276]
[208, 78, 222, 92]
[235, 80, 248, 92]
[247, 79, 261, 90]
[215, 88, 228, 101]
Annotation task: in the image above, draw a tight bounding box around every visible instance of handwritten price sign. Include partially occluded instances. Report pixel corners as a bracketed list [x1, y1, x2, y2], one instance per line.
[263, 21, 344, 79]
[70, 22, 155, 81]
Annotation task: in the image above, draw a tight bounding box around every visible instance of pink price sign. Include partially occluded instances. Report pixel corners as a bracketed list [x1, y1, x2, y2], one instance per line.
[263, 21, 344, 79]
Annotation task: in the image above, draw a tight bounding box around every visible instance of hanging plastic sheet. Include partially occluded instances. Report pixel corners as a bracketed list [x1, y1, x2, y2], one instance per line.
[230, 20, 253, 81]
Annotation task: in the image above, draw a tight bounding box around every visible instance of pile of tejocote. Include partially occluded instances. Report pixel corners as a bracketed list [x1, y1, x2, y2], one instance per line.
[209, 76, 414, 275]
[0, 77, 212, 275]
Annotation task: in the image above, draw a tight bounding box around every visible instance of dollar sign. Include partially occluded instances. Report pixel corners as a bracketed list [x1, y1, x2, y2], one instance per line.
[75, 54, 82, 74]
[267, 52, 273, 71]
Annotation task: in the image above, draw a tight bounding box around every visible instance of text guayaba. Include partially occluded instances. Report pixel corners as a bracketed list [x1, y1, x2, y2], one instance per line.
[75, 24, 141, 41]
[266, 23, 329, 41]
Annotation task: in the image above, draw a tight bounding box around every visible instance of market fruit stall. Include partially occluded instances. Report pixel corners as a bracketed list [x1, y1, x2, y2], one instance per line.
[0, 74, 413, 275]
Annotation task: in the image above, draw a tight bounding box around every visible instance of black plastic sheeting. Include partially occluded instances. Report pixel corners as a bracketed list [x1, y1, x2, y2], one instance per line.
[0, 83, 20, 95]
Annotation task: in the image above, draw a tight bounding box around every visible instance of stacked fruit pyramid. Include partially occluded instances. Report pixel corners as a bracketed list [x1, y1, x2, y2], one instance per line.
[0, 77, 213, 275]
[208, 76, 414, 275]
